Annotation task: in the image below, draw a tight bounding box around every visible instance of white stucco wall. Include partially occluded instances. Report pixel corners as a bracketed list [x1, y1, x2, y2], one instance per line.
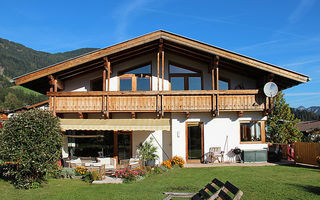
[171, 112, 267, 162]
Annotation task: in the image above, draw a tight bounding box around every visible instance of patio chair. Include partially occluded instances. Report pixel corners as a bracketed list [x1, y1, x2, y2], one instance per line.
[214, 181, 243, 200]
[163, 178, 224, 200]
[129, 158, 142, 169]
[209, 147, 224, 163]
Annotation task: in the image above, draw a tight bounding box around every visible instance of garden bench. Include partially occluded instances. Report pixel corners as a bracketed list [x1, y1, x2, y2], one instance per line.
[163, 178, 224, 200]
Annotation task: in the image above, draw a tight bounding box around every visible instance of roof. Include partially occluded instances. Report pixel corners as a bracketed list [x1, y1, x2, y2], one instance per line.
[297, 121, 320, 132]
[14, 30, 309, 89]
[8, 100, 49, 113]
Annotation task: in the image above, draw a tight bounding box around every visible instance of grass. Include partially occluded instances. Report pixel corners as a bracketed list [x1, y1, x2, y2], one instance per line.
[0, 165, 319, 200]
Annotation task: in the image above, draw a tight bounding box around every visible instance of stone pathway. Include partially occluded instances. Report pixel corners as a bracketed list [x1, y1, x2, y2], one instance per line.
[92, 176, 123, 184]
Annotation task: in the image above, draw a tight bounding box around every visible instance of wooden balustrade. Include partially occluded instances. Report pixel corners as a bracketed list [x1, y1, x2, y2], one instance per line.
[48, 90, 268, 114]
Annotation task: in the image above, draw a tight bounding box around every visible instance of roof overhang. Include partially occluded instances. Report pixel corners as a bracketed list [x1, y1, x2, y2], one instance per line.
[14, 30, 309, 92]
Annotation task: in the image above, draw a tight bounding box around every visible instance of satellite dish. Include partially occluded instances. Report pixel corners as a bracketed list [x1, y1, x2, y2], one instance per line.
[263, 82, 278, 98]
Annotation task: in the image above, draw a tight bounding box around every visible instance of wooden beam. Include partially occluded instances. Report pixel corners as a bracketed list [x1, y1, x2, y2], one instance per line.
[131, 112, 136, 119]
[48, 75, 64, 90]
[214, 55, 220, 116]
[102, 69, 106, 91]
[157, 52, 160, 91]
[162, 46, 165, 91]
[186, 112, 190, 119]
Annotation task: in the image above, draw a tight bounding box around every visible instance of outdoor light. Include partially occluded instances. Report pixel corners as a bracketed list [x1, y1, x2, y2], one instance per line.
[177, 131, 180, 138]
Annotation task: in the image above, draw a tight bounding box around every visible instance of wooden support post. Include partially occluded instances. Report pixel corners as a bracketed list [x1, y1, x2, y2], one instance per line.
[214, 56, 220, 116]
[161, 44, 164, 91]
[102, 69, 106, 91]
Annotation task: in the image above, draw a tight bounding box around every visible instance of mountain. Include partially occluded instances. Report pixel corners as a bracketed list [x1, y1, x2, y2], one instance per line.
[0, 37, 98, 78]
[291, 107, 320, 121]
[306, 106, 320, 115]
[0, 37, 98, 110]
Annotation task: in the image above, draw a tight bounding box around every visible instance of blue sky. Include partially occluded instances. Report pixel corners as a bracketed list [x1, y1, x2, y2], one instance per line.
[0, 0, 319, 108]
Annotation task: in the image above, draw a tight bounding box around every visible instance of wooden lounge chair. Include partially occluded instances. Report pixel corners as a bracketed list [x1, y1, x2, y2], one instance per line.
[214, 181, 243, 200]
[163, 178, 224, 200]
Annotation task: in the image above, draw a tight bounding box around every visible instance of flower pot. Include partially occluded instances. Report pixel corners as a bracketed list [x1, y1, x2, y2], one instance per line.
[145, 160, 155, 167]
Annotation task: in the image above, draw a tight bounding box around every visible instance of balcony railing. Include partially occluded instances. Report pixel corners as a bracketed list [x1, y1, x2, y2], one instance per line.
[47, 90, 268, 114]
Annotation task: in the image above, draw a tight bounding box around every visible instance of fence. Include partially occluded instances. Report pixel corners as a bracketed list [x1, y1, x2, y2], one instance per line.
[294, 142, 320, 166]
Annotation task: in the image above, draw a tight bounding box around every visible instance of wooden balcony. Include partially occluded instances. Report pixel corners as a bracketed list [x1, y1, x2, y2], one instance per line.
[47, 90, 268, 114]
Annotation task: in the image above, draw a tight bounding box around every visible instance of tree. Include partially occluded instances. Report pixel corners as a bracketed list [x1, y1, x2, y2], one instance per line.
[3, 92, 22, 110]
[0, 109, 62, 189]
[266, 91, 302, 144]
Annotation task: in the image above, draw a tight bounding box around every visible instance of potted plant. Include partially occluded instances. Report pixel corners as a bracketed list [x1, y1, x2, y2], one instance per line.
[137, 138, 159, 167]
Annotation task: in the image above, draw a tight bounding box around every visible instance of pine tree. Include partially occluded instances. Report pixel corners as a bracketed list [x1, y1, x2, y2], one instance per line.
[266, 91, 302, 144]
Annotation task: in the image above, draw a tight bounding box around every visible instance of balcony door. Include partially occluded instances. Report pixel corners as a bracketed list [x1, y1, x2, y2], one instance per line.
[186, 122, 204, 162]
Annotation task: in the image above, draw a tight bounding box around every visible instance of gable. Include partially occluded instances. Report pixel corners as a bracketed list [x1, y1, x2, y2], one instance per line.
[14, 30, 309, 93]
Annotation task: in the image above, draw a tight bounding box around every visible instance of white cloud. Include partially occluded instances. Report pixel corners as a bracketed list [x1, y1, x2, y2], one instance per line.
[288, 0, 316, 24]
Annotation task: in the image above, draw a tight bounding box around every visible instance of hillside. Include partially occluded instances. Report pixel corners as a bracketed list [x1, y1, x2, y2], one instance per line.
[0, 37, 97, 78]
[0, 38, 98, 110]
[291, 107, 320, 121]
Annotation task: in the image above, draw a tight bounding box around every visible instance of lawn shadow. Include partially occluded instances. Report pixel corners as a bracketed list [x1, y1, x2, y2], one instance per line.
[288, 184, 320, 195]
[275, 162, 320, 172]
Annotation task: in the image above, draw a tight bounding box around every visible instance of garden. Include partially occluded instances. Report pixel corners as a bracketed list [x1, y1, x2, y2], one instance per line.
[0, 165, 319, 200]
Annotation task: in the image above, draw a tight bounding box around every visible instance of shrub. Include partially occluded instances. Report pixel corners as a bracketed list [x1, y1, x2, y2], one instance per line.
[115, 167, 146, 182]
[161, 156, 185, 169]
[60, 168, 75, 179]
[171, 156, 185, 168]
[74, 166, 88, 176]
[316, 156, 320, 164]
[0, 109, 62, 189]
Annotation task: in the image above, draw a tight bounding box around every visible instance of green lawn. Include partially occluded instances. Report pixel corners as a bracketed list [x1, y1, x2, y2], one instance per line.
[0, 165, 319, 200]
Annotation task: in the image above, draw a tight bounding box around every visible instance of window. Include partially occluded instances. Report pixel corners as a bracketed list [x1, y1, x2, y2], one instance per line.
[240, 121, 265, 143]
[119, 64, 151, 91]
[67, 130, 114, 158]
[90, 77, 103, 91]
[169, 63, 202, 90]
[219, 78, 230, 90]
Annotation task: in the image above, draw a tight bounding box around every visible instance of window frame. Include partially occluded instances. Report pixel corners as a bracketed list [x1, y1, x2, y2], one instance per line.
[219, 77, 231, 90]
[239, 120, 266, 144]
[118, 62, 152, 91]
[169, 62, 203, 91]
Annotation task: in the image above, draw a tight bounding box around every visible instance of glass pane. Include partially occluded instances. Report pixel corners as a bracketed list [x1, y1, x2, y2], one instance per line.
[67, 131, 114, 158]
[120, 78, 132, 91]
[219, 80, 229, 90]
[240, 122, 261, 142]
[137, 77, 150, 91]
[91, 78, 103, 91]
[170, 65, 197, 74]
[189, 77, 201, 90]
[188, 124, 202, 159]
[171, 77, 185, 90]
[125, 65, 151, 74]
[118, 134, 131, 160]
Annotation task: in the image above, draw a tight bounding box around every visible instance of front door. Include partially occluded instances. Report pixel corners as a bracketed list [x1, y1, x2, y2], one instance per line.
[114, 132, 132, 162]
[186, 122, 204, 162]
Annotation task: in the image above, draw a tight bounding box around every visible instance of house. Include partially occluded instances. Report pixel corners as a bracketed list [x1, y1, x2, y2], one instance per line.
[13, 30, 309, 164]
[6, 100, 49, 117]
[297, 120, 320, 142]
